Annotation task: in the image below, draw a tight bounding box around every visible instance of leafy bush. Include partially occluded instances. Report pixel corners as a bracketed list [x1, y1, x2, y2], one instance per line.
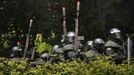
[35, 33, 52, 54]
[0, 27, 24, 49]
[0, 57, 134, 75]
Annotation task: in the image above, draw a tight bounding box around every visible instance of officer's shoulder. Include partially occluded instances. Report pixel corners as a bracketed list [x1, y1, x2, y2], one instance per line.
[63, 44, 73, 51]
[104, 40, 121, 48]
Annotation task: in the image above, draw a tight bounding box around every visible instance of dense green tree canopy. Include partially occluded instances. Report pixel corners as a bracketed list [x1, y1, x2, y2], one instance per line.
[0, 0, 134, 42]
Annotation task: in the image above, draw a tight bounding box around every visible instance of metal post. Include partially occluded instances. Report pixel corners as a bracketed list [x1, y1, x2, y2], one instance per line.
[127, 37, 132, 67]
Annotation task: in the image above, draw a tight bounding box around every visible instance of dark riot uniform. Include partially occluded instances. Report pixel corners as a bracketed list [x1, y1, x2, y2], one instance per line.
[49, 45, 64, 63]
[85, 38, 105, 58]
[10, 42, 23, 62]
[10, 42, 23, 58]
[62, 32, 79, 60]
[104, 28, 125, 64]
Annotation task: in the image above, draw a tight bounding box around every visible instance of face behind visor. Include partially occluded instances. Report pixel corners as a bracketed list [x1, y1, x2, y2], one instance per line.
[93, 38, 105, 54]
[86, 41, 94, 50]
[110, 28, 121, 39]
[66, 32, 75, 43]
[87, 41, 93, 46]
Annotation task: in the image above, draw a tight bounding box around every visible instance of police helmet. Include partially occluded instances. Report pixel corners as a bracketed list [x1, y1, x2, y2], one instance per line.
[110, 28, 121, 39]
[61, 35, 65, 43]
[67, 31, 75, 37]
[52, 45, 59, 52]
[40, 53, 49, 58]
[110, 28, 121, 34]
[94, 38, 105, 45]
[86, 40, 94, 51]
[87, 41, 93, 46]
[66, 32, 75, 43]
[12, 46, 22, 51]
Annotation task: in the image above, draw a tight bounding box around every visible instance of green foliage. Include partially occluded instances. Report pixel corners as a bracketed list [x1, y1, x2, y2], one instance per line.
[0, 57, 28, 75]
[0, 33, 11, 49]
[1, 0, 134, 42]
[0, 26, 24, 49]
[0, 57, 134, 75]
[35, 33, 52, 54]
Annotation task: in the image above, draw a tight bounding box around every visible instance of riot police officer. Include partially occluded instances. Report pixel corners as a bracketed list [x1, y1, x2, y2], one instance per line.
[84, 40, 94, 51]
[62, 31, 79, 59]
[52, 45, 63, 54]
[104, 28, 125, 64]
[47, 45, 64, 63]
[30, 51, 50, 66]
[85, 38, 105, 58]
[10, 42, 23, 62]
[10, 42, 23, 58]
[93, 38, 105, 55]
[84, 40, 97, 58]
